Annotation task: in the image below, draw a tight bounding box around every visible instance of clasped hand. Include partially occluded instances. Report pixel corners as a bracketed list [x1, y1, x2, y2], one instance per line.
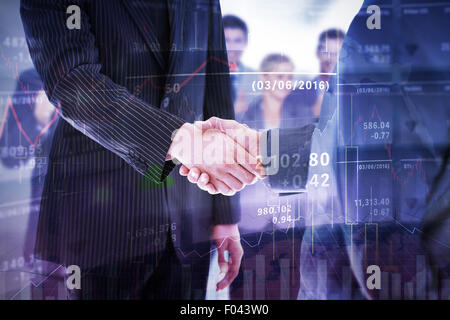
[167, 117, 265, 196]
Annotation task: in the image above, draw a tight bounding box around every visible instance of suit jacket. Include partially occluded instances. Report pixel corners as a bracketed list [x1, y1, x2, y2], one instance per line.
[20, 0, 239, 272]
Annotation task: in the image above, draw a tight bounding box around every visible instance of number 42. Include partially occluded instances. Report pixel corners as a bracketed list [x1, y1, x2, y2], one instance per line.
[309, 173, 330, 188]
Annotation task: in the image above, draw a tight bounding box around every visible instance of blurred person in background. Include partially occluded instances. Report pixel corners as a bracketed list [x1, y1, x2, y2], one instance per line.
[244, 54, 296, 129]
[223, 15, 259, 121]
[283, 28, 345, 126]
[230, 54, 305, 299]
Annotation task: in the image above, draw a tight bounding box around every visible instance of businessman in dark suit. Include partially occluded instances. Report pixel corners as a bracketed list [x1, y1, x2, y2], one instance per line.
[20, 0, 265, 299]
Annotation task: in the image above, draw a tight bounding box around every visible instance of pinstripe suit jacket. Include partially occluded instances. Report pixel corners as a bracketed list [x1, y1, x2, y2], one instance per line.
[20, 0, 239, 272]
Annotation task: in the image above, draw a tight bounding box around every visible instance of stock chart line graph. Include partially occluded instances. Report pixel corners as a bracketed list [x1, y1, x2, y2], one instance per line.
[0, 97, 60, 147]
[128, 55, 238, 94]
[0, 55, 235, 148]
[4, 264, 64, 300]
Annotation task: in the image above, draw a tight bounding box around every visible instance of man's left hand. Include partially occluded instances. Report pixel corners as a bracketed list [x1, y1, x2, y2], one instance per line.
[212, 224, 243, 291]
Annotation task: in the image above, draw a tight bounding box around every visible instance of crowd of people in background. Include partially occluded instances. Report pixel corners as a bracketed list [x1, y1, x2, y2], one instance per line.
[222, 14, 345, 299]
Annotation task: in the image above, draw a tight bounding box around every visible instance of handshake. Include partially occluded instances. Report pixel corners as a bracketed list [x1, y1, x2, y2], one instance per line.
[167, 117, 267, 196]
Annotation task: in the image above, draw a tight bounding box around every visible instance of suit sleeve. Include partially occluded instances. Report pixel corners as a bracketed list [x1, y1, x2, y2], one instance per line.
[261, 125, 315, 193]
[203, 0, 240, 225]
[20, 0, 185, 183]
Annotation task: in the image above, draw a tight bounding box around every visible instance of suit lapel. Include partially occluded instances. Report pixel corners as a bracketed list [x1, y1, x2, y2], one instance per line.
[121, 0, 166, 70]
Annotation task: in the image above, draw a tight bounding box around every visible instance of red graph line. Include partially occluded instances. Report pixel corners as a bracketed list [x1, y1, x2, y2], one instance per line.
[136, 55, 236, 94]
[93, 55, 236, 121]
[0, 55, 233, 143]
[0, 97, 61, 147]
[177, 56, 237, 90]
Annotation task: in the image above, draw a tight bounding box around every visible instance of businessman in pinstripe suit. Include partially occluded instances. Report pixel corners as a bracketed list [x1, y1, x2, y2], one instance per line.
[20, 0, 265, 299]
